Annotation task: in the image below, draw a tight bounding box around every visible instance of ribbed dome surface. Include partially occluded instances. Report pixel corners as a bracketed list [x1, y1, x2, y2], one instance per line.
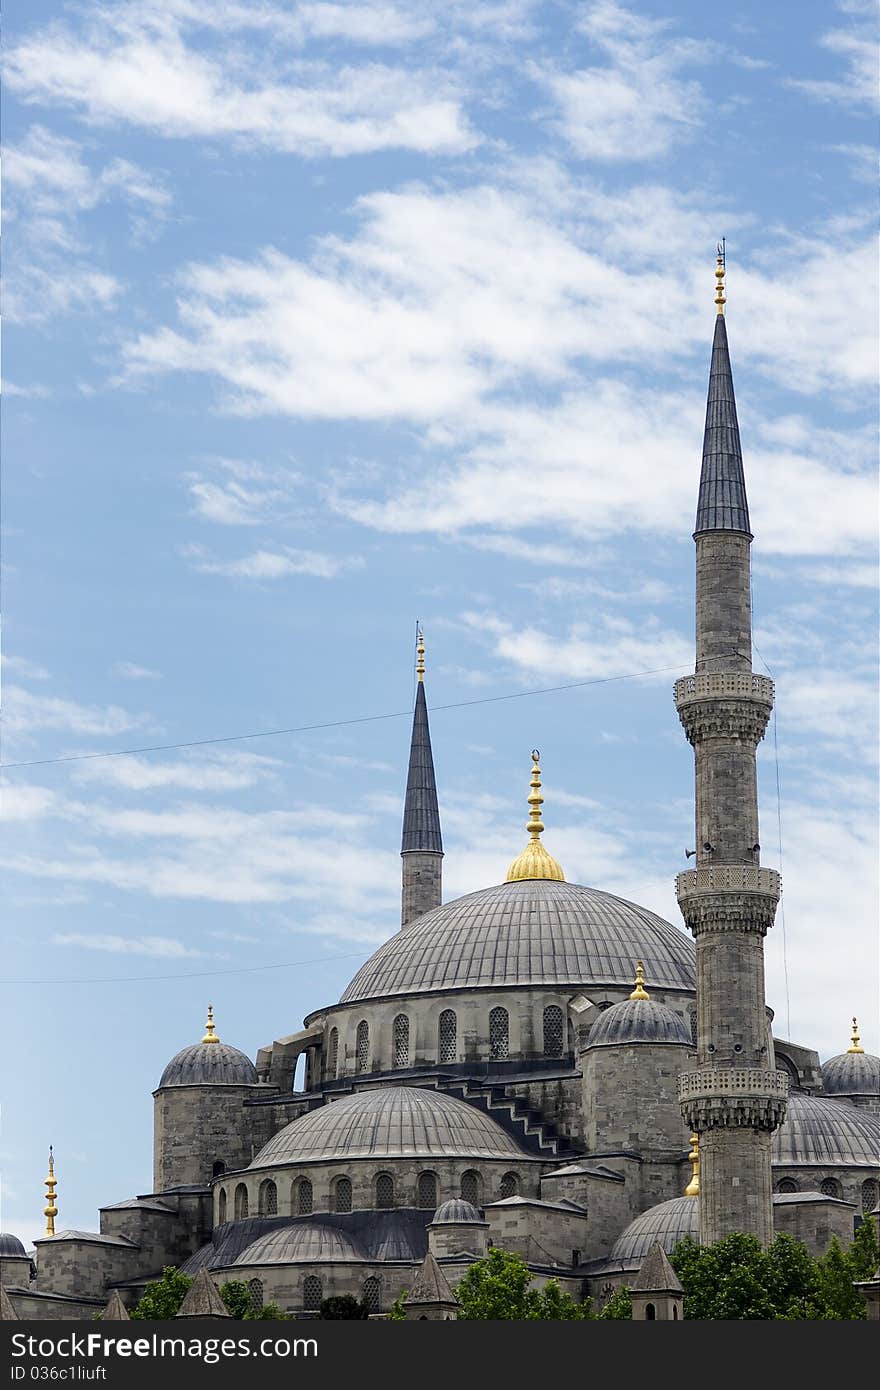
[0, 1233, 27, 1257]
[431, 1199, 483, 1224]
[587, 997, 691, 1047]
[251, 1087, 524, 1168]
[610, 1197, 698, 1264]
[340, 880, 695, 1004]
[822, 1051, 880, 1098]
[235, 1222, 366, 1265]
[771, 1093, 880, 1167]
[158, 1042, 259, 1089]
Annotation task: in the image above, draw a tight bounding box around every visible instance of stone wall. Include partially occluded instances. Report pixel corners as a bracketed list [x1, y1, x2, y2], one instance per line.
[540, 1162, 638, 1260]
[772, 1195, 857, 1257]
[33, 1237, 141, 1299]
[483, 1199, 589, 1270]
[153, 1083, 267, 1190]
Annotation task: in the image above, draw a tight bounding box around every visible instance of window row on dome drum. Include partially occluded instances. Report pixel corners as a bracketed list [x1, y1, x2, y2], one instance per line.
[216, 1168, 523, 1221]
[774, 1176, 879, 1211]
[301, 1275, 382, 1314]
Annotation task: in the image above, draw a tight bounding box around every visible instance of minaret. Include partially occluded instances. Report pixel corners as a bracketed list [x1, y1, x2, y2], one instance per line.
[44, 1146, 58, 1237]
[400, 628, 443, 927]
[675, 246, 787, 1247]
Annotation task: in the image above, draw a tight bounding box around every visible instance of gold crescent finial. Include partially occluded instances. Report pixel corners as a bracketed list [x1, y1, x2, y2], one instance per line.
[848, 1016, 864, 1054]
[416, 626, 425, 683]
[44, 1145, 58, 1236]
[684, 1133, 700, 1196]
[202, 1005, 220, 1045]
[629, 960, 650, 1001]
[505, 750, 565, 882]
[715, 239, 726, 315]
[527, 749, 544, 840]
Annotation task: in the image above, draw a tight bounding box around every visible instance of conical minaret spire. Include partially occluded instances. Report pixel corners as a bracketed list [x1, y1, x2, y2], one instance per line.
[400, 627, 443, 928]
[674, 249, 786, 1248]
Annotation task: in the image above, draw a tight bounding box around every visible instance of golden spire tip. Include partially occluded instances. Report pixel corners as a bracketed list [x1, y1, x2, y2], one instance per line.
[629, 960, 650, 1001]
[202, 1004, 220, 1045]
[848, 1016, 864, 1054]
[44, 1145, 58, 1237]
[714, 239, 726, 315]
[416, 626, 425, 683]
[684, 1133, 700, 1197]
[504, 749, 565, 882]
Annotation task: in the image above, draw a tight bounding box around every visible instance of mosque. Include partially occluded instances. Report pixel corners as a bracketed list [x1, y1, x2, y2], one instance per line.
[2, 254, 878, 1320]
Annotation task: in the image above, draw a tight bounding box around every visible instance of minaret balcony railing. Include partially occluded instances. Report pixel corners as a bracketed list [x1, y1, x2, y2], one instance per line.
[676, 865, 781, 899]
[674, 673, 774, 707]
[678, 1068, 788, 1101]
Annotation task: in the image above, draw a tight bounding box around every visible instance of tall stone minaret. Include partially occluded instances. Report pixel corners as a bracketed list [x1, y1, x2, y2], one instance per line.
[675, 248, 788, 1246]
[400, 628, 443, 927]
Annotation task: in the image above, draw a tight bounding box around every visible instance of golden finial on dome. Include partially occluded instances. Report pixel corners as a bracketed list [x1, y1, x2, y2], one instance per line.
[629, 960, 650, 1001]
[848, 1016, 864, 1054]
[714, 239, 726, 315]
[416, 626, 425, 683]
[202, 1005, 220, 1045]
[44, 1146, 58, 1237]
[684, 1133, 700, 1197]
[505, 750, 565, 883]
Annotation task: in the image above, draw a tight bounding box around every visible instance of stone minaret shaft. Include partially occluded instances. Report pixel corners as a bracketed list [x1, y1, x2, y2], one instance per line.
[401, 630, 443, 927]
[675, 255, 787, 1246]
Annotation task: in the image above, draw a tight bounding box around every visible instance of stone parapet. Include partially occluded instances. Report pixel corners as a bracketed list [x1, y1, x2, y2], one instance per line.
[679, 1067, 788, 1132]
[675, 673, 774, 746]
[675, 673, 775, 705]
[676, 866, 781, 936]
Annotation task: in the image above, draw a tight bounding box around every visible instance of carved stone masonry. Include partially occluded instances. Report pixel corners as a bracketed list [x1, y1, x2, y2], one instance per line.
[679, 1067, 788, 1133]
[676, 868, 781, 937]
[676, 695, 774, 747]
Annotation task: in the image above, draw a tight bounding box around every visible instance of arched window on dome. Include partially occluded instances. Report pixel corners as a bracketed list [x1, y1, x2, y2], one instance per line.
[393, 1014, 410, 1068]
[417, 1171, 438, 1208]
[294, 1177, 313, 1215]
[303, 1276, 322, 1313]
[218, 1187, 227, 1224]
[333, 1176, 353, 1213]
[862, 1179, 879, 1213]
[489, 1007, 509, 1061]
[234, 1183, 249, 1219]
[543, 1005, 564, 1059]
[776, 1178, 798, 1194]
[499, 1172, 519, 1199]
[356, 1020, 370, 1073]
[327, 1028, 339, 1079]
[259, 1179, 277, 1216]
[248, 1279, 264, 1313]
[820, 1177, 842, 1200]
[363, 1277, 381, 1314]
[460, 1170, 482, 1206]
[375, 1173, 394, 1209]
[439, 1010, 457, 1064]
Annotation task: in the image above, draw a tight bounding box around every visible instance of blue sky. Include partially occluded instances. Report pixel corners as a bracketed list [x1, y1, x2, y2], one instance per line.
[1, 0, 877, 1244]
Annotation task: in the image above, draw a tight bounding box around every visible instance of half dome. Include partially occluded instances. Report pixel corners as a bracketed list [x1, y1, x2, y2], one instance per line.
[339, 880, 695, 1005]
[235, 1222, 366, 1265]
[251, 1086, 524, 1168]
[587, 996, 691, 1047]
[431, 1199, 484, 1224]
[0, 1233, 27, 1257]
[158, 1042, 258, 1089]
[771, 1092, 880, 1167]
[609, 1196, 698, 1265]
[822, 1051, 880, 1099]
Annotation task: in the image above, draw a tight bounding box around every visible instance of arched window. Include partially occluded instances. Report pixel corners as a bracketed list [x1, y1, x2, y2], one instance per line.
[862, 1179, 879, 1213]
[489, 1007, 509, 1060]
[776, 1178, 798, 1194]
[295, 1177, 313, 1215]
[259, 1179, 277, 1216]
[673, 1305, 679, 1320]
[334, 1176, 353, 1213]
[212, 1160, 226, 1177]
[234, 1183, 249, 1219]
[439, 1010, 457, 1063]
[248, 1278, 264, 1312]
[543, 1005, 564, 1058]
[820, 1177, 842, 1199]
[499, 1171, 519, 1199]
[356, 1020, 370, 1073]
[218, 1188, 227, 1224]
[460, 1170, 482, 1205]
[363, 1276, 381, 1313]
[327, 1027, 339, 1079]
[375, 1173, 394, 1209]
[689, 1010, 698, 1046]
[645, 1303, 656, 1320]
[303, 1276, 322, 1312]
[417, 1171, 438, 1208]
[393, 1014, 410, 1068]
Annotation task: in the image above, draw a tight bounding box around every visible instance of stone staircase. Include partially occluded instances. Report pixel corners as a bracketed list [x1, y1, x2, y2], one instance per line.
[435, 1076, 582, 1161]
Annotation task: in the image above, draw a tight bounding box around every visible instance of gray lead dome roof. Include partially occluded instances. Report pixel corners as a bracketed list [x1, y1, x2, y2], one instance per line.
[251, 1086, 524, 1168]
[158, 1042, 259, 1089]
[587, 996, 691, 1047]
[236, 1223, 366, 1265]
[822, 1051, 880, 1098]
[339, 880, 695, 1004]
[771, 1093, 880, 1167]
[610, 1197, 698, 1265]
[0, 1233, 27, 1257]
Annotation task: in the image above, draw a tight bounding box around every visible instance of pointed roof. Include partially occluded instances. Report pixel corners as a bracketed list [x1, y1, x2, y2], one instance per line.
[694, 313, 751, 537]
[176, 1267, 230, 1318]
[0, 1286, 19, 1320]
[631, 1242, 684, 1294]
[401, 680, 443, 854]
[406, 1251, 458, 1306]
[101, 1290, 130, 1320]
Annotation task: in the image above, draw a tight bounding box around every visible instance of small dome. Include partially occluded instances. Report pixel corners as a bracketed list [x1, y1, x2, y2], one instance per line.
[823, 1051, 880, 1098]
[588, 997, 691, 1048]
[431, 1199, 483, 1224]
[158, 1042, 258, 1089]
[0, 1233, 27, 1257]
[235, 1222, 366, 1266]
[610, 1197, 698, 1265]
[251, 1086, 524, 1168]
[772, 1092, 880, 1167]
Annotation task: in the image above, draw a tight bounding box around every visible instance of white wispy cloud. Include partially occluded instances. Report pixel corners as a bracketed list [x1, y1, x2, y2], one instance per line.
[52, 933, 201, 958]
[2, 685, 153, 739]
[788, 2, 879, 111]
[72, 751, 280, 792]
[458, 609, 693, 682]
[181, 543, 360, 579]
[111, 662, 162, 681]
[2, 654, 50, 681]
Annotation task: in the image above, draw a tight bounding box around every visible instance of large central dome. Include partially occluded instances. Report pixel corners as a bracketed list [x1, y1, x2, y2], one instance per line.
[340, 879, 695, 1004]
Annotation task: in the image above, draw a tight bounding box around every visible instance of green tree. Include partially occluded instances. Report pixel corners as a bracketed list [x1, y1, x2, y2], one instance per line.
[219, 1280, 254, 1319]
[848, 1218, 879, 1281]
[455, 1248, 589, 1320]
[386, 1290, 408, 1321]
[599, 1286, 632, 1319]
[816, 1236, 869, 1320]
[319, 1294, 370, 1319]
[130, 1267, 193, 1320]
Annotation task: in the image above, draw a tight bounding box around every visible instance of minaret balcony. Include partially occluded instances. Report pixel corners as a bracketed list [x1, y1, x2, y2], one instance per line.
[679, 1067, 788, 1132]
[675, 673, 774, 745]
[674, 672, 774, 706]
[676, 865, 781, 936]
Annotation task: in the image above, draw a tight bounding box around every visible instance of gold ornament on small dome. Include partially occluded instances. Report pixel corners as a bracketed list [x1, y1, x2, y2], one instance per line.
[685, 1133, 700, 1197]
[505, 750, 565, 883]
[714, 239, 726, 315]
[416, 627, 425, 683]
[44, 1146, 58, 1237]
[629, 961, 650, 1001]
[848, 1016, 864, 1054]
[202, 1005, 220, 1045]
